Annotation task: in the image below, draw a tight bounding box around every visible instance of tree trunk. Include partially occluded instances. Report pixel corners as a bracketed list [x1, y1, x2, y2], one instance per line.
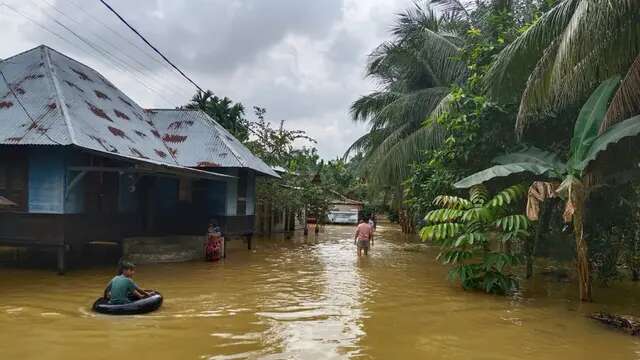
[573, 195, 592, 302]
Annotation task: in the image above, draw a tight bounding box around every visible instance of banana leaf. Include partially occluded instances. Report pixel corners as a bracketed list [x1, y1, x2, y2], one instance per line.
[493, 147, 566, 171]
[568, 76, 621, 170]
[453, 162, 556, 189]
[578, 114, 640, 171]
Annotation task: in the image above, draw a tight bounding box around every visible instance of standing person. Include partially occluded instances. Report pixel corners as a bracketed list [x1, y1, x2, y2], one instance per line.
[205, 220, 223, 261]
[368, 217, 375, 233]
[354, 218, 373, 256]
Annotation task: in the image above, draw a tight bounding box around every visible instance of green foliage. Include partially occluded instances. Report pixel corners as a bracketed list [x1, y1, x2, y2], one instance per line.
[484, 0, 640, 133]
[420, 184, 530, 294]
[245, 107, 316, 167]
[244, 108, 332, 223]
[568, 76, 622, 171]
[346, 1, 468, 188]
[454, 77, 640, 189]
[184, 90, 250, 142]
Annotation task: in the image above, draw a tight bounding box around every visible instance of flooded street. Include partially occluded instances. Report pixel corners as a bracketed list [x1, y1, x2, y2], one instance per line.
[2, 224, 640, 359]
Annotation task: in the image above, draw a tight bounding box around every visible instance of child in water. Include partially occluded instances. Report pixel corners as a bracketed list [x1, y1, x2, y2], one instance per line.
[205, 221, 223, 261]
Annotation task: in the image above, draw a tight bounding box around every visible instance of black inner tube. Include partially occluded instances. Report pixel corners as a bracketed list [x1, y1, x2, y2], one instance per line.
[93, 291, 163, 315]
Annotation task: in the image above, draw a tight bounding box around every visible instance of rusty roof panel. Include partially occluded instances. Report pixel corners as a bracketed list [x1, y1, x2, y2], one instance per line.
[149, 109, 278, 177]
[0, 45, 276, 177]
[148, 109, 278, 177]
[0, 46, 70, 145]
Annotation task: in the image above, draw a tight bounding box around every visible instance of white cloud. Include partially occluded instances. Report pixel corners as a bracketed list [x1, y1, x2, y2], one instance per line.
[0, 0, 412, 159]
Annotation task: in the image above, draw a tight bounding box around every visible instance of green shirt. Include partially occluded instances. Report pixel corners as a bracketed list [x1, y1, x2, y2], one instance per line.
[108, 275, 137, 304]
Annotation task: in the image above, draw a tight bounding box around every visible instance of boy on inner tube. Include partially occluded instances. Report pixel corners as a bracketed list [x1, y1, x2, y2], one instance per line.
[103, 261, 151, 304]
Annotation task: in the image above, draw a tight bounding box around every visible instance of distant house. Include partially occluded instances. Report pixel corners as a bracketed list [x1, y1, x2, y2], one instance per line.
[0, 45, 278, 272]
[326, 192, 363, 224]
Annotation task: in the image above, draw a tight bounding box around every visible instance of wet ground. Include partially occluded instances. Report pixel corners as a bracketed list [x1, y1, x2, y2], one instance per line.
[1, 224, 640, 359]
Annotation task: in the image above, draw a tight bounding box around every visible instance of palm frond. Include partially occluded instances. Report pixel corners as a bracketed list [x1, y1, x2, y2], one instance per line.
[350, 91, 401, 122]
[426, 92, 457, 124]
[484, 0, 580, 101]
[373, 87, 451, 129]
[602, 53, 640, 131]
[367, 123, 447, 186]
[499, 0, 640, 133]
[416, 29, 466, 85]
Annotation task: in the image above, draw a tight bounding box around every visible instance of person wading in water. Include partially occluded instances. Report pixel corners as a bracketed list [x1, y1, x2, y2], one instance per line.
[205, 220, 224, 261]
[354, 217, 373, 256]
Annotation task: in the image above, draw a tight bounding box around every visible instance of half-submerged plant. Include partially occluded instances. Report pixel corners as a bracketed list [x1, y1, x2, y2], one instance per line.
[453, 77, 640, 301]
[420, 184, 530, 294]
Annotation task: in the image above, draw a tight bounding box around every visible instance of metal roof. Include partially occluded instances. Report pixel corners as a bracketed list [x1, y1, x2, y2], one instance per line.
[148, 109, 278, 177]
[0, 195, 17, 208]
[0, 45, 277, 178]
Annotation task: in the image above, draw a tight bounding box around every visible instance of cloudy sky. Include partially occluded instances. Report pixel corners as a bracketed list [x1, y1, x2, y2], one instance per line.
[0, 0, 412, 159]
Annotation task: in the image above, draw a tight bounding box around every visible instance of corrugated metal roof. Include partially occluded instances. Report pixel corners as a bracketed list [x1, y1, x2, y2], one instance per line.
[0, 45, 277, 177]
[148, 109, 278, 177]
[0, 195, 17, 207]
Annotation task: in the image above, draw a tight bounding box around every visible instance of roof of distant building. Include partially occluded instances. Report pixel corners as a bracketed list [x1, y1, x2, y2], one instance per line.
[0, 45, 277, 177]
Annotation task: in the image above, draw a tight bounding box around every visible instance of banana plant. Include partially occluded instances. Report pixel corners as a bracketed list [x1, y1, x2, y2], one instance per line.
[453, 76, 640, 301]
[420, 184, 530, 294]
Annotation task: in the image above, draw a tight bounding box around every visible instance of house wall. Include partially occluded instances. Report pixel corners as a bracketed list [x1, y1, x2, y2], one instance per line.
[246, 171, 255, 215]
[0, 149, 260, 271]
[64, 151, 85, 213]
[207, 180, 226, 216]
[28, 148, 65, 214]
[118, 174, 140, 213]
[225, 169, 238, 216]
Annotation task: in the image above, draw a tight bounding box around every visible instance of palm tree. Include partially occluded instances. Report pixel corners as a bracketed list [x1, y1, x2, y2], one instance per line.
[483, 0, 640, 135]
[453, 78, 640, 301]
[185, 90, 249, 142]
[346, 1, 467, 187]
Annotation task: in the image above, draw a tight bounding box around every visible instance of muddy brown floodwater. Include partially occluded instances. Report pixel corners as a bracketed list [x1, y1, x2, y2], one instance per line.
[2, 224, 640, 359]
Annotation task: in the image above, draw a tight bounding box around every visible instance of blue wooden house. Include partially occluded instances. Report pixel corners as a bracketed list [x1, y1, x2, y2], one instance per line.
[0, 45, 278, 272]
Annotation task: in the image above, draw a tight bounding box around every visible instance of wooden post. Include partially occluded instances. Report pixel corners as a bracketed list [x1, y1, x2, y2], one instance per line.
[57, 246, 66, 275]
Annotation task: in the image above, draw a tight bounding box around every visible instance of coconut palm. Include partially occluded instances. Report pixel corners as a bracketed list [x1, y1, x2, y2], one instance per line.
[185, 90, 249, 142]
[484, 0, 640, 135]
[453, 77, 640, 301]
[346, 1, 467, 187]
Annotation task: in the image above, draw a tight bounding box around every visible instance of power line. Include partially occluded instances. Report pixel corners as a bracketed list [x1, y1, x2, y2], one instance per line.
[37, 0, 190, 100]
[98, 0, 205, 93]
[65, 0, 193, 96]
[16, 0, 178, 105]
